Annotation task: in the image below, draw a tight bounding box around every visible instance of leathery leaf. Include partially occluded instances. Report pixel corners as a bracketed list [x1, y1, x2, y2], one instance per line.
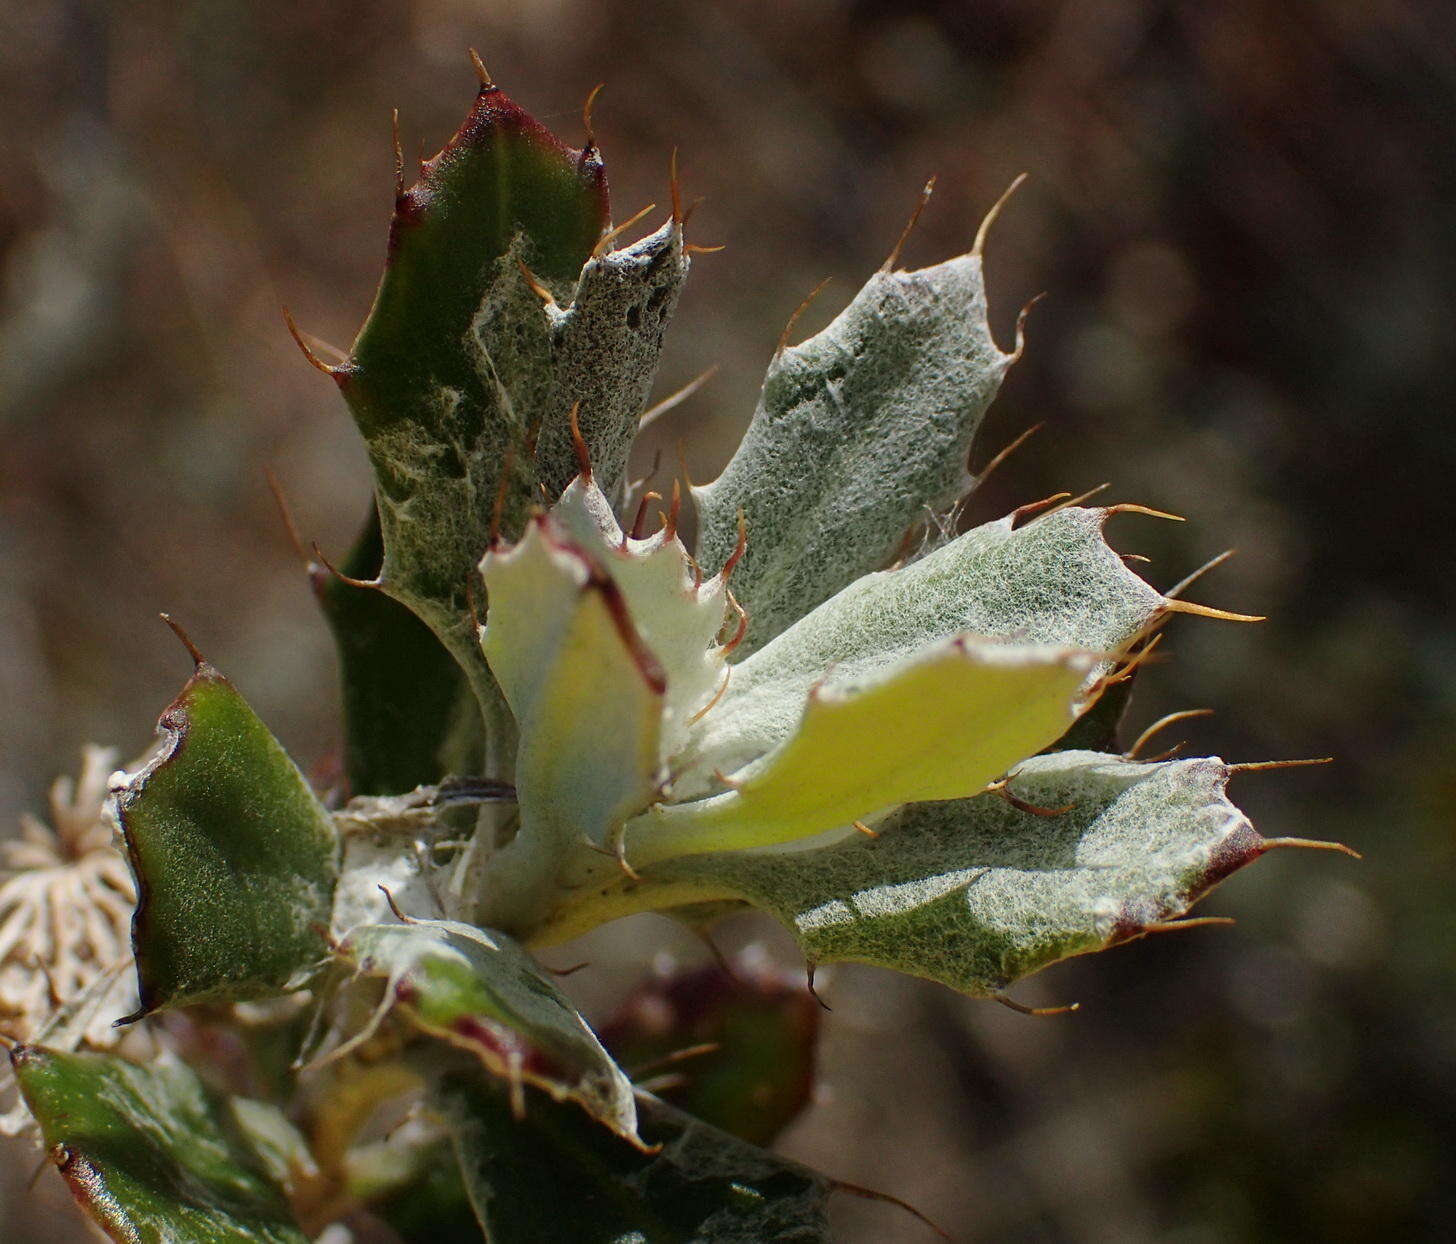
[111, 658, 337, 1016]
[10, 1045, 309, 1243]
[338, 919, 639, 1143]
[441, 1075, 832, 1244]
[653, 751, 1267, 996]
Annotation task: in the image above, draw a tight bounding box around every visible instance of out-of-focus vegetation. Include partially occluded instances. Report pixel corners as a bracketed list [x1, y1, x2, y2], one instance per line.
[2, 2, 1451, 1239]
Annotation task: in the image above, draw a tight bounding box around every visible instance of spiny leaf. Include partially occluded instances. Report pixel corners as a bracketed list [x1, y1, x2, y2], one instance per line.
[536, 220, 690, 501]
[441, 1075, 832, 1244]
[552, 475, 730, 759]
[476, 518, 664, 931]
[674, 506, 1164, 801]
[693, 245, 1013, 652]
[112, 661, 337, 1016]
[653, 750, 1264, 997]
[627, 637, 1096, 868]
[10, 1046, 309, 1243]
[337, 919, 639, 1142]
[315, 504, 477, 797]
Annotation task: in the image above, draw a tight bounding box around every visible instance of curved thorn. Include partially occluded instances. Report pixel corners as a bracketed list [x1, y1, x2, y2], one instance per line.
[881, 174, 937, 272]
[664, 479, 681, 540]
[1258, 836, 1362, 861]
[776, 277, 833, 355]
[1010, 491, 1071, 526]
[263, 468, 315, 570]
[627, 1042, 721, 1081]
[973, 172, 1029, 257]
[974, 421, 1043, 482]
[721, 510, 748, 580]
[1162, 599, 1266, 624]
[990, 779, 1074, 817]
[711, 767, 742, 791]
[1126, 709, 1214, 760]
[582, 82, 605, 150]
[830, 1179, 950, 1241]
[720, 588, 749, 655]
[993, 992, 1079, 1017]
[1041, 482, 1111, 519]
[639, 365, 720, 431]
[852, 819, 879, 838]
[594, 202, 657, 258]
[1165, 549, 1237, 601]
[468, 47, 493, 90]
[687, 666, 731, 725]
[629, 490, 662, 541]
[568, 401, 592, 482]
[312, 541, 380, 591]
[1141, 916, 1236, 935]
[516, 258, 555, 306]
[675, 437, 696, 490]
[378, 885, 417, 924]
[1107, 502, 1186, 523]
[158, 613, 206, 668]
[1227, 757, 1334, 772]
[544, 961, 591, 978]
[685, 242, 725, 255]
[282, 306, 340, 377]
[1009, 290, 1047, 363]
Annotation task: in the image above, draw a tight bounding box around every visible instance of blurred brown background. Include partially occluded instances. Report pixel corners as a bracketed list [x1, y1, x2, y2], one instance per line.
[2, 0, 1453, 1239]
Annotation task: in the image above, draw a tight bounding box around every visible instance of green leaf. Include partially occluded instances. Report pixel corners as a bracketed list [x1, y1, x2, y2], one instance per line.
[626, 637, 1096, 867]
[10, 1045, 309, 1243]
[477, 518, 665, 931]
[676, 506, 1166, 796]
[113, 660, 338, 1016]
[693, 246, 1013, 652]
[442, 1076, 832, 1244]
[328, 83, 686, 772]
[338, 919, 639, 1142]
[600, 959, 820, 1145]
[653, 750, 1265, 997]
[316, 503, 475, 796]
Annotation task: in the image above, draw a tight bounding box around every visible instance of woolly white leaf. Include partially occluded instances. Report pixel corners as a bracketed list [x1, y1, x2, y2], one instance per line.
[694, 250, 1012, 651]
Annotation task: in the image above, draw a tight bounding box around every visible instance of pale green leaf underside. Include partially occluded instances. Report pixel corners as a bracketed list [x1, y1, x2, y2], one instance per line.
[677, 505, 1166, 798]
[553, 476, 729, 757]
[341, 919, 639, 1142]
[627, 637, 1095, 868]
[694, 251, 1012, 652]
[653, 750, 1260, 996]
[479, 520, 664, 930]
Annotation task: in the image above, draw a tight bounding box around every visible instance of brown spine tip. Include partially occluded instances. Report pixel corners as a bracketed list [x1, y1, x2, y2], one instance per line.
[852, 819, 879, 838]
[568, 401, 592, 482]
[490, 447, 518, 546]
[582, 82, 605, 151]
[468, 48, 494, 91]
[721, 509, 748, 580]
[159, 613, 206, 668]
[311, 542, 381, 591]
[973, 172, 1029, 258]
[594, 202, 657, 258]
[282, 306, 341, 378]
[664, 479, 682, 540]
[881, 174, 936, 272]
[973, 420, 1043, 482]
[638, 364, 720, 432]
[1161, 599, 1266, 624]
[517, 258, 555, 306]
[629, 490, 662, 542]
[263, 468, 314, 571]
[776, 276, 833, 356]
[1258, 836, 1362, 861]
[1124, 708, 1215, 760]
[1009, 291, 1047, 363]
[993, 992, 1079, 1017]
[686, 666, 731, 725]
[805, 963, 832, 1012]
[720, 589, 749, 655]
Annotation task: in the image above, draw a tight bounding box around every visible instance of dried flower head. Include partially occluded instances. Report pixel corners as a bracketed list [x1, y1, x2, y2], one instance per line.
[0, 745, 135, 1045]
